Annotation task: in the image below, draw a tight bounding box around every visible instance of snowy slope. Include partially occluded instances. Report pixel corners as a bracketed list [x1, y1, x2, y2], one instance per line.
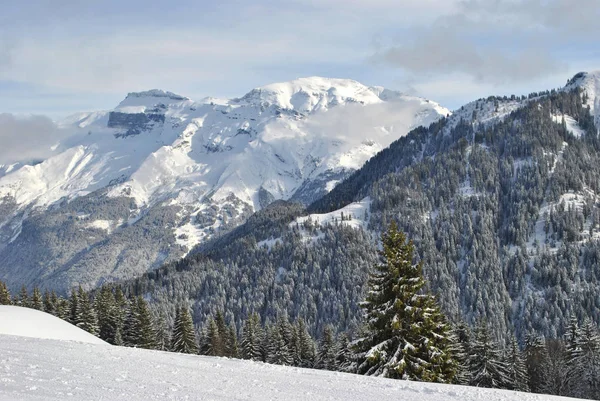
[0, 334, 578, 401]
[0, 306, 106, 344]
[0, 77, 449, 293]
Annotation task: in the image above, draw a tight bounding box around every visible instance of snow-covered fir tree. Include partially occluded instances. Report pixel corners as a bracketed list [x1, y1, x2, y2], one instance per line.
[0, 281, 10, 305]
[171, 306, 198, 354]
[468, 323, 510, 389]
[315, 325, 337, 370]
[241, 312, 264, 361]
[505, 336, 529, 392]
[354, 222, 456, 382]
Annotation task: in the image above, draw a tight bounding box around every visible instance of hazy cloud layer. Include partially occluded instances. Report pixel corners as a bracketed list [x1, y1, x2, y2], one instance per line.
[0, 114, 69, 164]
[0, 0, 598, 114]
[373, 0, 598, 84]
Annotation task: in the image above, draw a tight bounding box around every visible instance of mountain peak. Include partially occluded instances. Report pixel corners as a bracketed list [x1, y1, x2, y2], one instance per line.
[234, 76, 387, 113]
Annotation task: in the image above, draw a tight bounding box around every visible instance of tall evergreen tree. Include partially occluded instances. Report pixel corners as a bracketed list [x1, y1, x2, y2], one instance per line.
[506, 336, 529, 392]
[134, 296, 157, 350]
[296, 318, 316, 368]
[42, 290, 56, 315]
[171, 306, 198, 354]
[241, 312, 263, 361]
[95, 286, 119, 344]
[18, 285, 29, 308]
[354, 222, 456, 382]
[207, 317, 225, 356]
[76, 286, 98, 336]
[468, 323, 510, 389]
[524, 334, 550, 393]
[0, 281, 11, 305]
[315, 325, 337, 370]
[30, 287, 43, 310]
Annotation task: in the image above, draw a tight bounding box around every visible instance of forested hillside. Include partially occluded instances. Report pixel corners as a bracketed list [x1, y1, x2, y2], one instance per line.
[116, 81, 600, 347]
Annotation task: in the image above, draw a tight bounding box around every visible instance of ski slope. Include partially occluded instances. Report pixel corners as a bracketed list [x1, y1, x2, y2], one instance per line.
[0, 306, 580, 401]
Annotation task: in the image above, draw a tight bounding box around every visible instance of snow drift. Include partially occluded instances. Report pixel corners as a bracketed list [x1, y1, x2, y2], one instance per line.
[0, 306, 106, 344]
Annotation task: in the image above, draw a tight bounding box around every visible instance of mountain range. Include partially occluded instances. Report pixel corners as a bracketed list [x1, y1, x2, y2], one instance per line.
[0, 77, 448, 293]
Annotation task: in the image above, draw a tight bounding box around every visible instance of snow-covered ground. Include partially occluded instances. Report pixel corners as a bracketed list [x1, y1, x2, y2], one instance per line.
[0, 334, 578, 401]
[0, 306, 582, 400]
[0, 306, 105, 344]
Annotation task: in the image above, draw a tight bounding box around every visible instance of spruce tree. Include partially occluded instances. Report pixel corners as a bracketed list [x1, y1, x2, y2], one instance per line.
[30, 288, 43, 310]
[171, 306, 198, 354]
[134, 296, 157, 350]
[524, 334, 550, 393]
[42, 290, 56, 315]
[241, 312, 263, 361]
[334, 333, 352, 372]
[296, 318, 316, 368]
[0, 281, 11, 305]
[448, 321, 471, 385]
[226, 322, 239, 358]
[468, 323, 510, 389]
[506, 336, 529, 392]
[354, 222, 456, 382]
[76, 286, 99, 336]
[207, 318, 224, 356]
[95, 286, 119, 344]
[572, 319, 600, 399]
[18, 285, 29, 308]
[316, 325, 337, 370]
[69, 287, 80, 325]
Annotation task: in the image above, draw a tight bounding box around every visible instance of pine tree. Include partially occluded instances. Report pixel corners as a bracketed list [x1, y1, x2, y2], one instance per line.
[30, 288, 43, 310]
[524, 334, 550, 393]
[296, 318, 316, 368]
[316, 325, 337, 370]
[506, 336, 529, 392]
[134, 296, 157, 350]
[572, 319, 600, 399]
[18, 285, 29, 308]
[468, 323, 510, 389]
[76, 286, 98, 336]
[448, 321, 471, 385]
[42, 290, 56, 315]
[95, 286, 119, 344]
[55, 297, 70, 321]
[241, 312, 263, 361]
[334, 333, 352, 372]
[268, 326, 292, 366]
[68, 287, 80, 324]
[171, 306, 198, 354]
[354, 222, 456, 382]
[207, 317, 225, 356]
[226, 322, 239, 358]
[0, 281, 11, 305]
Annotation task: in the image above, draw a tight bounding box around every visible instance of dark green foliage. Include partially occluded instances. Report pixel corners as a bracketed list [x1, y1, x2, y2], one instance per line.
[171, 306, 197, 354]
[354, 222, 456, 382]
[241, 313, 263, 361]
[315, 325, 336, 370]
[18, 285, 29, 308]
[468, 323, 510, 389]
[525, 334, 550, 393]
[0, 281, 10, 305]
[506, 337, 529, 392]
[30, 288, 43, 311]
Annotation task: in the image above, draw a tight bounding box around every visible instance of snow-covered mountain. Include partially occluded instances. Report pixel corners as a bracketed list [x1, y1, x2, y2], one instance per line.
[0, 77, 449, 293]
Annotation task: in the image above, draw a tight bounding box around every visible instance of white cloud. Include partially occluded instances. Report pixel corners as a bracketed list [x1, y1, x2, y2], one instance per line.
[0, 114, 72, 164]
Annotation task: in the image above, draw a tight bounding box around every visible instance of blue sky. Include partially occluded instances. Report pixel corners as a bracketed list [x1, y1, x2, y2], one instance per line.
[2, 0, 600, 118]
